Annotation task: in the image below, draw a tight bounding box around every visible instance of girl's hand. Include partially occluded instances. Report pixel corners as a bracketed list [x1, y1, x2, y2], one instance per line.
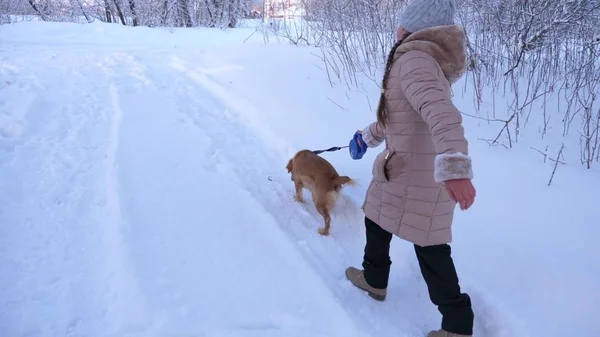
[356, 130, 363, 147]
[444, 179, 476, 210]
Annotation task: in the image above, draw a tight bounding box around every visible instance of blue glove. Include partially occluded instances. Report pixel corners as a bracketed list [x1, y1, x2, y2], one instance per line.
[349, 132, 367, 160]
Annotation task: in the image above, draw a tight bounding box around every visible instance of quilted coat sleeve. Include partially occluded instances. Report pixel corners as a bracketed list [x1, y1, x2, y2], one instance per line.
[361, 121, 385, 148]
[396, 50, 474, 183]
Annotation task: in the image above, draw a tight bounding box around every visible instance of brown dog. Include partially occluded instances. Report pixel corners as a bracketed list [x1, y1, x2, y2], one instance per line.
[286, 150, 355, 236]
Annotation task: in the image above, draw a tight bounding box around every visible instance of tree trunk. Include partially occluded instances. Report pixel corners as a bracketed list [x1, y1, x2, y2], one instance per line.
[128, 0, 138, 26]
[103, 0, 112, 22]
[178, 0, 192, 27]
[228, 0, 237, 28]
[112, 0, 127, 25]
[28, 0, 48, 21]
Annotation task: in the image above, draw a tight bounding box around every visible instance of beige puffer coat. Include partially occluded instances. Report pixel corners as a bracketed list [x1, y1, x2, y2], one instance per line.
[361, 25, 473, 247]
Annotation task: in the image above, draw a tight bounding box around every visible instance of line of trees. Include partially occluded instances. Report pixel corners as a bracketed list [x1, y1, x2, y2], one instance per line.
[1, 0, 256, 27]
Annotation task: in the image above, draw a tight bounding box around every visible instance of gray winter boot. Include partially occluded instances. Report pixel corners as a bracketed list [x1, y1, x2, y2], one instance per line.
[345, 267, 386, 301]
[427, 329, 472, 337]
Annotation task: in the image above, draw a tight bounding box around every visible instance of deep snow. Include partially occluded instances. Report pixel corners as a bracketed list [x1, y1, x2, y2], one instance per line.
[1, 20, 599, 337]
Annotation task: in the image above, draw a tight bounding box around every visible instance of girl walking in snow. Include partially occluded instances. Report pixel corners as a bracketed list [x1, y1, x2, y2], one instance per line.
[346, 1, 476, 336]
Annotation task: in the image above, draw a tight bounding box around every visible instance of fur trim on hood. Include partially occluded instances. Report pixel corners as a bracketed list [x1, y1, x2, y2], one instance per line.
[394, 25, 467, 84]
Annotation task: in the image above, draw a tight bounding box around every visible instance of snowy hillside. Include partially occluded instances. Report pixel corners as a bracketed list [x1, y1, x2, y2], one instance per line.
[1, 20, 599, 337]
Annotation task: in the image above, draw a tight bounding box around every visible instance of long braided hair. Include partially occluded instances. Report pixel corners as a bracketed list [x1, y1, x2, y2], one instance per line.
[375, 32, 412, 128]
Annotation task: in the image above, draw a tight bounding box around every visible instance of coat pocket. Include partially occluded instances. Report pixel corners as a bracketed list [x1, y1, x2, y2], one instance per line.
[372, 146, 395, 183]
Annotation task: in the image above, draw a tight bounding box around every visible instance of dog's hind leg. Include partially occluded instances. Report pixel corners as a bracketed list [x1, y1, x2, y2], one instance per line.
[315, 200, 331, 236]
[293, 179, 304, 203]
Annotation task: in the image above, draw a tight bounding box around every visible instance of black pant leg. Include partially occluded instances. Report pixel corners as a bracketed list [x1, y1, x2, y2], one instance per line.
[362, 217, 393, 289]
[414, 244, 474, 335]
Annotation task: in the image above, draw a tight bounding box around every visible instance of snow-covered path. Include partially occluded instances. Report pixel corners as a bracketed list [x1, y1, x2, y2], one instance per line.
[0, 47, 150, 335]
[1, 21, 599, 337]
[0, 26, 483, 337]
[0, 37, 374, 337]
[0, 39, 502, 337]
[112, 52, 371, 337]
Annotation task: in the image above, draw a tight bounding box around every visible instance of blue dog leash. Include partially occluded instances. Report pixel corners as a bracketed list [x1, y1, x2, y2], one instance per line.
[312, 132, 367, 159]
[312, 146, 349, 155]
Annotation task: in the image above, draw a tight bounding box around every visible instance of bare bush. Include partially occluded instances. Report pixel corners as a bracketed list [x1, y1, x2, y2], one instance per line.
[466, 0, 600, 168]
[298, 0, 600, 169]
[298, 0, 406, 87]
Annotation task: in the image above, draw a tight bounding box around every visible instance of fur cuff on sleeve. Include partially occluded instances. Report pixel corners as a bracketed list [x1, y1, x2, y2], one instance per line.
[434, 152, 474, 183]
[361, 124, 384, 148]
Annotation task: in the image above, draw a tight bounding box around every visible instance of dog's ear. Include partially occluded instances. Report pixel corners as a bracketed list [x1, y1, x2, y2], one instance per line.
[286, 159, 293, 173]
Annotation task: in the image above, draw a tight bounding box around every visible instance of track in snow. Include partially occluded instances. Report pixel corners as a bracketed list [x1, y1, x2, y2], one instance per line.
[0, 50, 152, 336]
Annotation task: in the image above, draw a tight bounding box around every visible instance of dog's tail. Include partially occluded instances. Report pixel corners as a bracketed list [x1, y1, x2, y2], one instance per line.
[286, 159, 293, 173]
[335, 176, 356, 189]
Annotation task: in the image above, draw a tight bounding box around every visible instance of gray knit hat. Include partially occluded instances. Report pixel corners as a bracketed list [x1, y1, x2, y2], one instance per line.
[398, 0, 456, 33]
